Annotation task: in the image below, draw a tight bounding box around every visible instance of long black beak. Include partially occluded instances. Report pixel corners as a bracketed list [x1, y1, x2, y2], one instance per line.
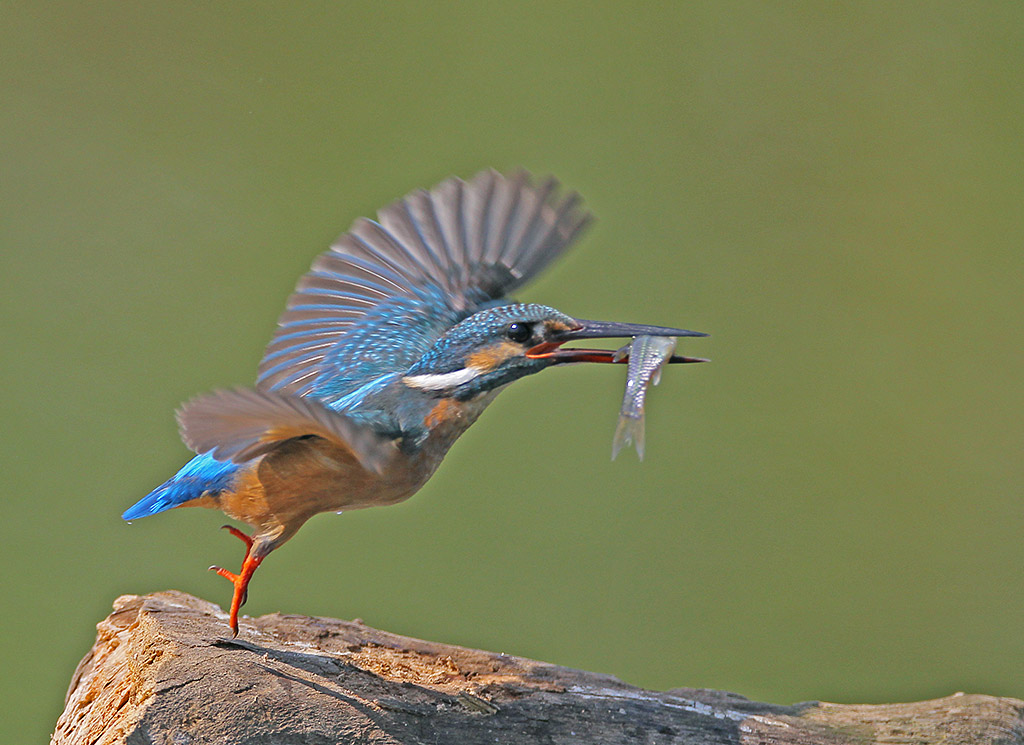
[557, 320, 707, 341]
[527, 319, 708, 364]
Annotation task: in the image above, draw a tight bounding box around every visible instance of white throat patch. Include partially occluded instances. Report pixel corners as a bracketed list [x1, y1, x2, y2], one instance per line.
[402, 367, 482, 391]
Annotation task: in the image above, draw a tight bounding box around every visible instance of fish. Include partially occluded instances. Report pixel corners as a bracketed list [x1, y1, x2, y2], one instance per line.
[611, 335, 677, 460]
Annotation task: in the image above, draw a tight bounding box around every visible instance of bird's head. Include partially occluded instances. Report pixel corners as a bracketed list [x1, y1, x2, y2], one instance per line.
[403, 303, 706, 400]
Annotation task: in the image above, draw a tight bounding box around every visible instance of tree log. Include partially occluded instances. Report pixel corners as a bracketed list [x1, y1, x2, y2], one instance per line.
[52, 591, 1024, 744]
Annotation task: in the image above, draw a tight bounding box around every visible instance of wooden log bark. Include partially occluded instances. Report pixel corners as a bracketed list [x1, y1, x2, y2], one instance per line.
[52, 591, 1024, 744]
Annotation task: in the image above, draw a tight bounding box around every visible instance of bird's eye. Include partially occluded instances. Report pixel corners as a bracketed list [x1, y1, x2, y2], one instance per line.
[505, 322, 533, 344]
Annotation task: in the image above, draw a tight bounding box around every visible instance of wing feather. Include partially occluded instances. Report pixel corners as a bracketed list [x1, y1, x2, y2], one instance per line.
[485, 170, 526, 266]
[465, 169, 496, 267]
[354, 219, 435, 281]
[432, 178, 470, 286]
[507, 176, 557, 271]
[177, 387, 396, 472]
[377, 199, 451, 289]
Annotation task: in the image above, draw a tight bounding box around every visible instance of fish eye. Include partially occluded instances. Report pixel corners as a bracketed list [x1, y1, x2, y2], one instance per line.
[505, 322, 532, 344]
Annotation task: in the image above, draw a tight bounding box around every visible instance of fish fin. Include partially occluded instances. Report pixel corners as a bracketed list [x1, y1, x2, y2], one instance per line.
[611, 413, 645, 461]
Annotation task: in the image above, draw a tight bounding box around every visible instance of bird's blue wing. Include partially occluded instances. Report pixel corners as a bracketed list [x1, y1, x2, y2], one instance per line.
[255, 170, 592, 402]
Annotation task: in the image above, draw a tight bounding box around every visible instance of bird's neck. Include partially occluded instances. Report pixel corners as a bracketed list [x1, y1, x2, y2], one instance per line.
[413, 388, 502, 458]
[334, 375, 503, 459]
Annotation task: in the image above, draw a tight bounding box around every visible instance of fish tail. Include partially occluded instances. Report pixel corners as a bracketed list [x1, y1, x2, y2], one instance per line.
[611, 412, 645, 461]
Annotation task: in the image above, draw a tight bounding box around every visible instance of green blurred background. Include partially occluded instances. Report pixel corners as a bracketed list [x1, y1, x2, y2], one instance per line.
[3, 2, 1022, 741]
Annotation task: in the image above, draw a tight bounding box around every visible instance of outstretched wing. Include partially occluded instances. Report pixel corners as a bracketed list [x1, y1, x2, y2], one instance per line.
[177, 387, 397, 473]
[255, 170, 592, 401]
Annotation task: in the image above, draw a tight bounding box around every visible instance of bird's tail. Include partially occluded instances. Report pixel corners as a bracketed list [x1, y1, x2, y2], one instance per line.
[122, 452, 238, 521]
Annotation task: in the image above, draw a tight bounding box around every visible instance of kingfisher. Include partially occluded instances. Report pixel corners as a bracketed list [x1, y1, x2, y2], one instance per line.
[123, 170, 706, 635]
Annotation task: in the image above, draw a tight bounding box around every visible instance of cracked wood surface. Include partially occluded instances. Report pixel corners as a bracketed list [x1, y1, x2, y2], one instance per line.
[52, 591, 1024, 744]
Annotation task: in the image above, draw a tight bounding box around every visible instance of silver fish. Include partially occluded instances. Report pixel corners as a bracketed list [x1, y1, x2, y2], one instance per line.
[611, 335, 677, 460]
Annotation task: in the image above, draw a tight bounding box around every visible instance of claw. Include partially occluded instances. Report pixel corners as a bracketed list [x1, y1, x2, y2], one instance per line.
[221, 524, 254, 551]
[209, 565, 239, 583]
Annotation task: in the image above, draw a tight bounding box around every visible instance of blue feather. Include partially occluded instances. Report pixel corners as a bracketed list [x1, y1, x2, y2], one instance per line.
[123, 452, 238, 520]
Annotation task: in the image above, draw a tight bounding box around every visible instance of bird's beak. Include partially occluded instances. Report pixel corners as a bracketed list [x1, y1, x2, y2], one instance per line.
[525, 320, 708, 364]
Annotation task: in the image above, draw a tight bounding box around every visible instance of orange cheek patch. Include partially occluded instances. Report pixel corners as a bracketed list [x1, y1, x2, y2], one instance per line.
[467, 341, 521, 371]
[546, 320, 575, 335]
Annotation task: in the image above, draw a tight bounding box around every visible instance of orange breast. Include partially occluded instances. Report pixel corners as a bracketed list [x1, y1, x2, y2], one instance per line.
[182, 436, 424, 550]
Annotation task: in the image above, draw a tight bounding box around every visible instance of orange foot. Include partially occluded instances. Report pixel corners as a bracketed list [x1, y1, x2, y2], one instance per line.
[209, 525, 264, 637]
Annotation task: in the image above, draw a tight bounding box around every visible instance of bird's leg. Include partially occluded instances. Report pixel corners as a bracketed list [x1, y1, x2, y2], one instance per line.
[209, 525, 264, 637]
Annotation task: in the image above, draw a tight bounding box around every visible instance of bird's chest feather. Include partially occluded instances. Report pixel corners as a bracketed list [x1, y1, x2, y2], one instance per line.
[218, 438, 421, 528]
[216, 392, 498, 532]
